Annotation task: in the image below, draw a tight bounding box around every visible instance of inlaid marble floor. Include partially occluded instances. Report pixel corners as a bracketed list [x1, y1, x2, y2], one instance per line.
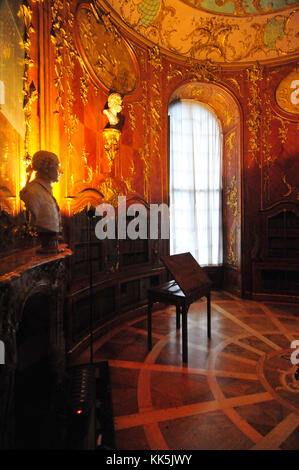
[73, 290, 299, 450]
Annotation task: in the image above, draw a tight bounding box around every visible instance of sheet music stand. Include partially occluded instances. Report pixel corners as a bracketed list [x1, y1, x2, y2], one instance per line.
[147, 252, 212, 363]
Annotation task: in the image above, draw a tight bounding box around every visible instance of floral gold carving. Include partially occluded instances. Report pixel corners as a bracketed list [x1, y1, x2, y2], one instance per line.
[226, 77, 242, 97]
[99, 176, 126, 207]
[18, 2, 38, 182]
[227, 230, 237, 265]
[51, 0, 79, 196]
[274, 115, 289, 144]
[246, 63, 263, 168]
[167, 64, 183, 81]
[127, 103, 137, 131]
[82, 146, 93, 184]
[226, 176, 238, 217]
[225, 131, 236, 168]
[103, 128, 121, 172]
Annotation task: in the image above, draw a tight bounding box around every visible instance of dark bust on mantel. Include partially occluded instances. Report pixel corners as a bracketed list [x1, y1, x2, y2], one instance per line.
[20, 150, 63, 254]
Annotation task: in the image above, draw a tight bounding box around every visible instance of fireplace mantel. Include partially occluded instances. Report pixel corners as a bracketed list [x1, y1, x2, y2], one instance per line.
[0, 245, 72, 449]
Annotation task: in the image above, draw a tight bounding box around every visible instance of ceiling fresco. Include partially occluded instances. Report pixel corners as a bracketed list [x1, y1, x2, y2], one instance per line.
[100, 0, 299, 63]
[181, 0, 299, 16]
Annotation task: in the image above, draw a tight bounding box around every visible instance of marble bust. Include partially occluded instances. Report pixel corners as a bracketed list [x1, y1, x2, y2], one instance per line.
[20, 150, 63, 253]
[103, 92, 124, 129]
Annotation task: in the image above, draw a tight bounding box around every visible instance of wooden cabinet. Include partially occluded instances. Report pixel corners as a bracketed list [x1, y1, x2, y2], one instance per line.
[267, 209, 299, 259]
[253, 203, 299, 301]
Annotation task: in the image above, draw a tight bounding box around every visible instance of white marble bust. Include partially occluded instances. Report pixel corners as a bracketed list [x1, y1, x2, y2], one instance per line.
[103, 92, 123, 128]
[20, 150, 61, 234]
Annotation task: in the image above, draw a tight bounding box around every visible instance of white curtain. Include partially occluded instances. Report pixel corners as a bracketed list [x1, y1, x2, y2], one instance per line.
[169, 99, 223, 266]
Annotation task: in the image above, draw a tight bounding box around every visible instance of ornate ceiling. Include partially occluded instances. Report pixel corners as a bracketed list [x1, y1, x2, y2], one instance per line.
[99, 0, 299, 64]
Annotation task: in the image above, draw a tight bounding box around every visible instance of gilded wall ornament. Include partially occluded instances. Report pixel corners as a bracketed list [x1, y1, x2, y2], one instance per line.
[246, 63, 264, 168]
[17, 2, 37, 182]
[226, 176, 238, 217]
[148, 45, 163, 70]
[99, 176, 127, 206]
[75, 4, 139, 94]
[82, 146, 93, 184]
[281, 175, 296, 198]
[274, 115, 289, 144]
[225, 131, 236, 168]
[227, 231, 237, 265]
[167, 64, 183, 81]
[127, 103, 137, 131]
[226, 77, 242, 97]
[103, 128, 121, 172]
[51, 0, 79, 196]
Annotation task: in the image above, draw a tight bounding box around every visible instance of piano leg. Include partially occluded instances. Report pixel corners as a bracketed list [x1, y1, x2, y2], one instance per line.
[182, 305, 188, 363]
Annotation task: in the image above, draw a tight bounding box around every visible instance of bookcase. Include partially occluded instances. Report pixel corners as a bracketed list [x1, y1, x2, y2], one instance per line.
[64, 208, 168, 355]
[252, 203, 299, 300]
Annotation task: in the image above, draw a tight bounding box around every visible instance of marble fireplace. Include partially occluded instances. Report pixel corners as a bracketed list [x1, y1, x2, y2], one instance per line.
[0, 245, 72, 449]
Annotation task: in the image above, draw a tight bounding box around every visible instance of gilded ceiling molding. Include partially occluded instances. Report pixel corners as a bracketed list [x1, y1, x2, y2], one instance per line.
[104, 0, 299, 64]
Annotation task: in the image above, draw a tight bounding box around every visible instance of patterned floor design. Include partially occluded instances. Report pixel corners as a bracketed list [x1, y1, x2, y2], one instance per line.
[73, 290, 299, 450]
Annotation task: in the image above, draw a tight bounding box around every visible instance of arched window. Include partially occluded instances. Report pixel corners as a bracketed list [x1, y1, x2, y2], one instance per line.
[168, 99, 223, 266]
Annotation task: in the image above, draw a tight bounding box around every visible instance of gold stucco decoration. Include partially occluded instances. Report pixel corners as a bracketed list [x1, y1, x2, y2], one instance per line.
[106, 0, 299, 63]
[103, 128, 121, 172]
[226, 176, 238, 217]
[75, 4, 139, 94]
[246, 63, 264, 168]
